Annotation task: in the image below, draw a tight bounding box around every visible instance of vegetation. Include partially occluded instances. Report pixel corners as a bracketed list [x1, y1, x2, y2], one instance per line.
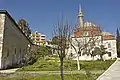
[18, 19, 31, 38]
[0, 73, 101, 80]
[92, 45, 110, 60]
[18, 58, 115, 71]
[26, 45, 52, 65]
[116, 28, 120, 57]
[37, 46, 52, 59]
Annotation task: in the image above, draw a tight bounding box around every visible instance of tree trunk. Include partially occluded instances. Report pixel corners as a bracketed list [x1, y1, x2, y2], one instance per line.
[60, 58, 64, 80]
[77, 55, 80, 70]
[92, 56, 94, 60]
[100, 55, 103, 61]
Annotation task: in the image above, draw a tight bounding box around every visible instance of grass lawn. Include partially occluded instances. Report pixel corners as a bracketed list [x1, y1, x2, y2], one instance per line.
[17, 58, 116, 71]
[0, 73, 101, 80]
[1, 58, 115, 80]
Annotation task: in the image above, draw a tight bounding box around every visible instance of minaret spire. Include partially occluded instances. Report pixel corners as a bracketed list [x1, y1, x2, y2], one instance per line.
[78, 4, 84, 27]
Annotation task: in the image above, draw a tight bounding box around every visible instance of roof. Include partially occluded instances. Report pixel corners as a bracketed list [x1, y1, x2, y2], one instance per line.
[0, 10, 33, 44]
[102, 32, 113, 36]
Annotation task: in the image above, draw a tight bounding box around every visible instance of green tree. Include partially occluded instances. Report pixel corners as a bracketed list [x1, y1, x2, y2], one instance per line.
[100, 45, 107, 60]
[91, 47, 101, 60]
[116, 28, 120, 57]
[92, 45, 108, 61]
[37, 46, 52, 59]
[18, 19, 31, 38]
[51, 36, 59, 44]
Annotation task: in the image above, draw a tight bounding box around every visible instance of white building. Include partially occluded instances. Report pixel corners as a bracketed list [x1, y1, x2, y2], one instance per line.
[31, 31, 47, 46]
[67, 6, 117, 60]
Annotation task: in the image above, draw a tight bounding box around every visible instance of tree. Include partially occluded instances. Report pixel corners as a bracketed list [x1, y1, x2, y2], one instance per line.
[70, 29, 101, 70]
[116, 28, 120, 58]
[24, 45, 53, 66]
[91, 47, 101, 60]
[34, 46, 52, 59]
[18, 19, 31, 38]
[92, 45, 109, 61]
[51, 36, 59, 44]
[53, 19, 71, 80]
[99, 45, 107, 60]
[70, 37, 87, 70]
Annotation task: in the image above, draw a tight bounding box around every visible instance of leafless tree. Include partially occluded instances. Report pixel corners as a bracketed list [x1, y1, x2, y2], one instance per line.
[53, 18, 71, 80]
[70, 26, 102, 70]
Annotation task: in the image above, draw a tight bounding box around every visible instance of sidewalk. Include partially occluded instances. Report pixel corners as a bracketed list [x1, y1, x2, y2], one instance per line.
[16, 70, 104, 74]
[0, 68, 19, 73]
[97, 59, 120, 80]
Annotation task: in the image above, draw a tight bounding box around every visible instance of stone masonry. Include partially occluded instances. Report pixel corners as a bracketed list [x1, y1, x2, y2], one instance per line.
[0, 10, 33, 69]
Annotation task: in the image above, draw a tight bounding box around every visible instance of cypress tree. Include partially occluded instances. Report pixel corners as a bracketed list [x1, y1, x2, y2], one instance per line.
[116, 28, 120, 57]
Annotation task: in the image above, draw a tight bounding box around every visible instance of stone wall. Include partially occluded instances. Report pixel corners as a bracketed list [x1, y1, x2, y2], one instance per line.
[0, 14, 5, 68]
[1, 14, 32, 69]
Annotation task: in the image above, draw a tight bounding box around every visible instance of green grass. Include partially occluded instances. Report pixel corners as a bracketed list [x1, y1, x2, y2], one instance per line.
[0, 73, 101, 80]
[1, 57, 114, 80]
[80, 60, 115, 70]
[17, 58, 115, 71]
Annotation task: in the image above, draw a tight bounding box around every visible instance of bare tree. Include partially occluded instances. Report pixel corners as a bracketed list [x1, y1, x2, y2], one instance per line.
[70, 26, 102, 70]
[70, 35, 95, 70]
[53, 19, 71, 80]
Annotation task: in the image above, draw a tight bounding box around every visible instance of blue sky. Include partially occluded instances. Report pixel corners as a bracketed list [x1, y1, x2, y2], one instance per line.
[0, 0, 120, 39]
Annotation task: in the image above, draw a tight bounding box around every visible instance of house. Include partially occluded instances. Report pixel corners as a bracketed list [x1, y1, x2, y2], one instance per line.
[31, 31, 47, 46]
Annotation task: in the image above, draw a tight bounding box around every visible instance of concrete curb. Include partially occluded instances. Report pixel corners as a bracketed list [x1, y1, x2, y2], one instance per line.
[96, 59, 118, 80]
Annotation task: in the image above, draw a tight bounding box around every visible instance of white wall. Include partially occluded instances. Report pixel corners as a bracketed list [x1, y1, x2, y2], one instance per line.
[0, 14, 5, 68]
[67, 36, 117, 60]
[67, 36, 102, 60]
[103, 40, 117, 59]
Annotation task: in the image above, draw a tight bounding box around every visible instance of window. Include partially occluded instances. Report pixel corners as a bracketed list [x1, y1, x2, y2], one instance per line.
[83, 32, 89, 36]
[23, 49, 25, 53]
[108, 43, 111, 48]
[108, 52, 111, 57]
[20, 48, 21, 53]
[0, 46, 1, 51]
[15, 48, 16, 54]
[7, 48, 9, 57]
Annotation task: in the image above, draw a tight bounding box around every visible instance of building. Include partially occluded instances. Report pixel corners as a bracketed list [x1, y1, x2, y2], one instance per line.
[31, 31, 47, 46]
[68, 6, 117, 60]
[0, 10, 34, 69]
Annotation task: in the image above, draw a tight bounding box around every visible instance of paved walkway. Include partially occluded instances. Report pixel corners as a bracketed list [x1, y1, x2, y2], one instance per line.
[0, 68, 19, 73]
[97, 59, 120, 80]
[16, 70, 103, 74]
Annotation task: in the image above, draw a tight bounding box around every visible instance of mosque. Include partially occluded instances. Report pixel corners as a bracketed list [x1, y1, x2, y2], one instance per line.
[68, 6, 117, 60]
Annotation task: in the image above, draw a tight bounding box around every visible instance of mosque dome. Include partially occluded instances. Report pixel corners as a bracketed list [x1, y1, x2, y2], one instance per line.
[84, 22, 97, 27]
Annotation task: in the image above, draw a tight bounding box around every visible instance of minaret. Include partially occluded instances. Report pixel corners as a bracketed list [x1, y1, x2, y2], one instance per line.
[78, 4, 84, 27]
